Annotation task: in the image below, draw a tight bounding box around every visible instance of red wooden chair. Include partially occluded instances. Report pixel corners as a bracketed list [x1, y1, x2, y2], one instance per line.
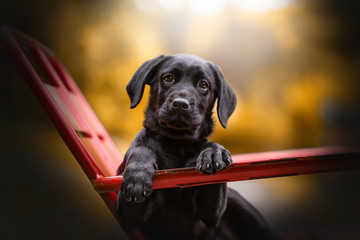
[2, 25, 359, 240]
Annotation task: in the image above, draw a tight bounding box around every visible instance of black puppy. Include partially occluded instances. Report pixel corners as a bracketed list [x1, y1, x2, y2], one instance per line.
[116, 54, 280, 240]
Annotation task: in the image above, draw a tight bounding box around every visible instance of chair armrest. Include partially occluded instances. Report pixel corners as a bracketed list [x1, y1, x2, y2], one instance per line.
[93, 146, 360, 193]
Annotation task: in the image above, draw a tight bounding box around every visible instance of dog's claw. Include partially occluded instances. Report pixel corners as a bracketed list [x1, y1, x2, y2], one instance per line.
[225, 158, 232, 166]
[143, 190, 151, 197]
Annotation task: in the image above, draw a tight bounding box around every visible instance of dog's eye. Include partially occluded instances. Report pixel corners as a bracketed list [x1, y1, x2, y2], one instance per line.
[162, 73, 174, 83]
[198, 80, 209, 89]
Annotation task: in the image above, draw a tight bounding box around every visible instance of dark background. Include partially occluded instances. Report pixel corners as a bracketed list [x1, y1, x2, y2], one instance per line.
[1, 0, 360, 239]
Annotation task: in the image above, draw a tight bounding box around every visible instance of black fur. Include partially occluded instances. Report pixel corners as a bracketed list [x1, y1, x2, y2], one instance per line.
[116, 54, 280, 240]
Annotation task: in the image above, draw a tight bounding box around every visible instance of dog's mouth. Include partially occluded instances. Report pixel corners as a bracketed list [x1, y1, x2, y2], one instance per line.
[158, 115, 200, 131]
[157, 108, 202, 131]
[159, 120, 197, 131]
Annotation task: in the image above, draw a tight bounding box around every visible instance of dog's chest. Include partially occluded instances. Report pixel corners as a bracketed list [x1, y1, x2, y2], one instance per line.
[149, 188, 201, 228]
[155, 140, 202, 169]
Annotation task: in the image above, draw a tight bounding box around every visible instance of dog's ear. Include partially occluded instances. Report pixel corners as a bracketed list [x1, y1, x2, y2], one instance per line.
[126, 55, 166, 109]
[211, 64, 237, 128]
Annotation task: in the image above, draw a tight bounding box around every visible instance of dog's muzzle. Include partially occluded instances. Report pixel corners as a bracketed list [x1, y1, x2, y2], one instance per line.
[157, 95, 202, 131]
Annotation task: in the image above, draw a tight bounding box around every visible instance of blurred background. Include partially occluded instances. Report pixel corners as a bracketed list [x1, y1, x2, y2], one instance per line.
[1, 0, 360, 239]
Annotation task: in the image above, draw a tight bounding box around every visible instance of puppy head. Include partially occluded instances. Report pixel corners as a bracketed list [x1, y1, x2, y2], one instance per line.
[126, 54, 236, 139]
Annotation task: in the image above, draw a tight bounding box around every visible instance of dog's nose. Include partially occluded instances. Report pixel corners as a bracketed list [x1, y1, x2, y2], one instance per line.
[172, 98, 190, 111]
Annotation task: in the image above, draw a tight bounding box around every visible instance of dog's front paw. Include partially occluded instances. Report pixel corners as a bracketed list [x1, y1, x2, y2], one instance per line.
[121, 170, 153, 203]
[196, 143, 232, 175]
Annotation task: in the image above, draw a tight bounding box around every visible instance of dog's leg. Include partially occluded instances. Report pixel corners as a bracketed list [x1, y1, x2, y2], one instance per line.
[194, 141, 232, 229]
[196, 141, 232, 175]
[194, 183, 227, 229]
[116, 146, 157, 230]
[121, 146, 157, 203]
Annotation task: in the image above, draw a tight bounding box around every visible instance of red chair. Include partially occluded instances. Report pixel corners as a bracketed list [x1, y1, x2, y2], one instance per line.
[2, 25, 359, 240]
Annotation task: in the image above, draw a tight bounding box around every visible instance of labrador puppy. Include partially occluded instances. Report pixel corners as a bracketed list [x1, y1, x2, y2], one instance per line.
[115, 54, 280, 240]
